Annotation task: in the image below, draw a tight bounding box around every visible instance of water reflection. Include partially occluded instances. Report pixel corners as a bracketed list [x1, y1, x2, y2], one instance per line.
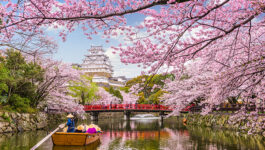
[98, 119, 189, 150]
[0, 130, 53, 150]
[0, 118, 264, 150]
[187, 126, 265, 150]
[130, 114, 160, 121]
[97, 119, 264, 150]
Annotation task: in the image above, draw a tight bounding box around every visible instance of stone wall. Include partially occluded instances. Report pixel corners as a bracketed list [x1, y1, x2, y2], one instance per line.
[0, 111, 48, 133]
[0, 111, 74, 133]
[0, 111, 124, 133]
[182, 114, 265, 137]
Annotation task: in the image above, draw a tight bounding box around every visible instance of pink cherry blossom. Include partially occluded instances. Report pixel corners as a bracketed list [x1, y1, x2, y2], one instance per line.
[0, 0, 264, 116]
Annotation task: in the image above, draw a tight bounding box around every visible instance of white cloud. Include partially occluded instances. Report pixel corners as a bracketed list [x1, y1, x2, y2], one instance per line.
[46, 22, 67, 32]
[140, 16, 155, 26]
[105, 47, 120, 65]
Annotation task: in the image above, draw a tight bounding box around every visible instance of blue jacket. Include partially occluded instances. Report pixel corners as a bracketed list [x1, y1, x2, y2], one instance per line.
[67, 118, 75, 132]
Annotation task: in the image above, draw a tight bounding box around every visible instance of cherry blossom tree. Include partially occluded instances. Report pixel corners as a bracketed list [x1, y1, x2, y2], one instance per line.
[0, 32, 57, 57]
[92, 87, 119, 104]
[47, 90, 85, 114]
[0, 0, 191, 40]
[1, 0, 264, 114]
[1, 1, 263, 41]
[33, 58, 85, 114]
[163, 43, 264, 115]
[162, 58, 216, 114]
[121, 91, 138, 104]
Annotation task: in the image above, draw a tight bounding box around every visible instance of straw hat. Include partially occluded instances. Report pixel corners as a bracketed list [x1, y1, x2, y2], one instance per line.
[88, 124, 97, 128]
[77, 125, 84, 131]
[95, 126, 101, 132]
[88, 124, 101, 132]
[67, 114, 74, 118]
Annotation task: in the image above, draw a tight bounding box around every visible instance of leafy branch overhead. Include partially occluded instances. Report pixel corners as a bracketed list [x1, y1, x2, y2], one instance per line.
[68, 75, 99, 105]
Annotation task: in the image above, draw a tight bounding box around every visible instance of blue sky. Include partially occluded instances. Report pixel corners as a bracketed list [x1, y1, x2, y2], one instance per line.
[46, 13, 147, 78]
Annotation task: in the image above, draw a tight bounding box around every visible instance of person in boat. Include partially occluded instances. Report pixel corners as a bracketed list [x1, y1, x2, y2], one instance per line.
[66, 114, 75, 132]
[75, 125, 84, 133]
[86, 124, 102, 133]
[87, 127, 97, 134]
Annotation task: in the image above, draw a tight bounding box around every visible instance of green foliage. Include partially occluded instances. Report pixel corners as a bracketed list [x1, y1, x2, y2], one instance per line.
[68, 74, 99, 105]
[125, 74, 174, 104]
[0, 64, 9, 99]
[0, 49, 44, 112]
[148, 89, 166, 104]
[2, 113, 11, 123]
[2, 105, 14, 112]
[104, 86, 123, 101]
[137, 92, 146, 104]
[0, 95, 8, 104]
[119, 86, 129, 93]
[9, 94, 31, 112]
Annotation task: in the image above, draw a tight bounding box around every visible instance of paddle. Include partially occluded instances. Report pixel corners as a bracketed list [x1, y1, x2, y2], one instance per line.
[30, 123, 66, 150]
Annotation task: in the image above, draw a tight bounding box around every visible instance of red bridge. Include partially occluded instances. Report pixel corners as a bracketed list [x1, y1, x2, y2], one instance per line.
[84, 104, 172, 121]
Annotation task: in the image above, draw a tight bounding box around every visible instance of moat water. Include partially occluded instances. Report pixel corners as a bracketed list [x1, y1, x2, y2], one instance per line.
[0, 117, 264, 150]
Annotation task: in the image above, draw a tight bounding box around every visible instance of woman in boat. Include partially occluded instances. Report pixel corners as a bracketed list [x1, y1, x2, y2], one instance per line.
[66, 114, 75, 132]
[86, 124, 101, 133]
[75, 125, 84, 133]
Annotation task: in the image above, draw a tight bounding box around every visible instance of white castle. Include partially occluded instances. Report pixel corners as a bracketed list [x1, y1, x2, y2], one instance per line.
[80, 46, 127, 87]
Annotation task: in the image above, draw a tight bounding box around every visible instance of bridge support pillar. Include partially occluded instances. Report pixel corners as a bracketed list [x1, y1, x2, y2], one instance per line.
[124, 111, 131, 120]
[159, 111, 165, 122]
[90, 112, 99, 121]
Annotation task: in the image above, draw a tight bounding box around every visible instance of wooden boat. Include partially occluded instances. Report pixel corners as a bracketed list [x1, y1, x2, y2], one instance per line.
[53, 140, 100, 150]
[52, 132, 101, 146]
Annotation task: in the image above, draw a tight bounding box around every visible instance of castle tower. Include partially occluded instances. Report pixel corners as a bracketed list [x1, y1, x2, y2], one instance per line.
[81, 46, 113, 85]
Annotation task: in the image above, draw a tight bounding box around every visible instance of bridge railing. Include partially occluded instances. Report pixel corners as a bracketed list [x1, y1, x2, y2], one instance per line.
[84, 104, 172, 111]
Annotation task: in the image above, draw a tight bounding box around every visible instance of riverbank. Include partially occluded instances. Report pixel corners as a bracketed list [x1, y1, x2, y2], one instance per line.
[180, 113, 265, 137]
[0, 111, 70, 133]
[0, 111, 126, 133]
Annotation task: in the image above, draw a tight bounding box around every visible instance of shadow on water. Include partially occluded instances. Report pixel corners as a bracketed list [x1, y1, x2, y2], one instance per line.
[0, 117, 264, 150]
[53, 140, 100, 150]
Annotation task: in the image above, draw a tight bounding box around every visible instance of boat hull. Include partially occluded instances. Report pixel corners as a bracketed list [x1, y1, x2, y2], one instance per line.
[52, 132, 100, 146]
